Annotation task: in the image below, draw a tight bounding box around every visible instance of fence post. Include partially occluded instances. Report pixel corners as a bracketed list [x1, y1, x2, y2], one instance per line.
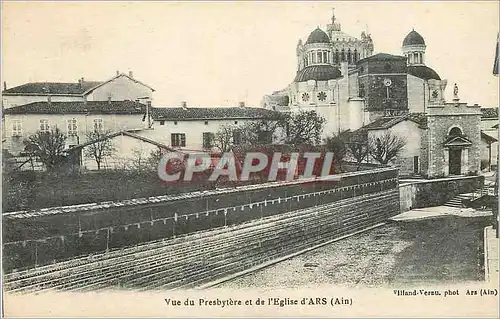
[173, 213, 178, 238]
[106, 227, 110, 253]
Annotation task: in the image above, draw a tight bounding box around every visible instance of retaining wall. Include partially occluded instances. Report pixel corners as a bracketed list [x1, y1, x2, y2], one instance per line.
[4, 188, 400, 292]
[3, 168, 399, 273]
[399, 175, 484, 212]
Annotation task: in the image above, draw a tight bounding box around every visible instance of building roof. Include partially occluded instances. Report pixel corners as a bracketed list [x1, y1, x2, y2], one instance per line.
[361, 113, 427, 130]
[403, 30, 426, 46]
[357, 53, 407, 64]
[2, 73, 155, 96]
[305, 27, 330, 45]
[3, 100, 146, 115]
[2, 81, 102, 95]
[265, 94, 289, 107]
[151, 106, 281, 121]
[481, 131, 498, 143]
[481, 107, 499, 118]
[294, 64, 342, 82]
[407, 65, 441, 80]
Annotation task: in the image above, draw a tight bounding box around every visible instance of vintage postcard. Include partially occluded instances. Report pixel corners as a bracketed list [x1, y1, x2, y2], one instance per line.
[1, 1, 499, 318]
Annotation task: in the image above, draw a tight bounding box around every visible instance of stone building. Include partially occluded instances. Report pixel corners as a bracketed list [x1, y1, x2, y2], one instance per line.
[263, 10, 485, 178]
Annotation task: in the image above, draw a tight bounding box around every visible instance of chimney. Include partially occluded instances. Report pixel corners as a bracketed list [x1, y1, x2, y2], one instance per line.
[81, 77, 84, 82]
[181, 101, 188, 110]
[108, 95, 112, 105]
[129, 71, 133, 78]
[116, 70, 120, 76]
[83, 95, 88, 105]
[3, 81, 6, 91]
[239, 101, 246, 108]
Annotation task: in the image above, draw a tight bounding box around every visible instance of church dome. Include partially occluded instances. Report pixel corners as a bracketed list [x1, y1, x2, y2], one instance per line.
[305, 28, 330, 45]
[294, 65, 342, 82]
[407, 65, 440, 80]
[402, 30, 425, 46]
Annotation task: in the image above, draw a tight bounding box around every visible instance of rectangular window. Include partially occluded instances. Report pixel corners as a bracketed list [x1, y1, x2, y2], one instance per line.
[202, 132, 215, 148]
[171, 133, 186, 147]
[93, 119, 103, 132]
[233, 130, 242, 145]
[317, 51, 323, 63]
[67, 118, 78, 136]
[39, 119, 49, 133]
[312, 52, 316, 64]
[12, 119, 23, 136]
[258, 131, 272, 144]
[323, 51, 328, 63]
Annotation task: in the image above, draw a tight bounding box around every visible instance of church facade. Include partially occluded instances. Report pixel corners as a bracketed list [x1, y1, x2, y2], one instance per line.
[262, 11, 483, 178]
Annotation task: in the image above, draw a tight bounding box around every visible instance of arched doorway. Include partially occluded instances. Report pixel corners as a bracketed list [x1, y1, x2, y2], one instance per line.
[444, 126, 472, 176]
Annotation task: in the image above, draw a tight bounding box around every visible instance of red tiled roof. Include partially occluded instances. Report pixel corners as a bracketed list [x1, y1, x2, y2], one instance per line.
[3, 101, 146, 115]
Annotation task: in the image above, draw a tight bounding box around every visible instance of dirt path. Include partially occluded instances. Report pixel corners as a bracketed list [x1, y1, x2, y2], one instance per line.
[216, 215, 490, 290]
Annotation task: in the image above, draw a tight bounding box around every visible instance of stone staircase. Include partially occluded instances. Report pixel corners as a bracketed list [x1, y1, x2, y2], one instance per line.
[443, 185, 491, 208]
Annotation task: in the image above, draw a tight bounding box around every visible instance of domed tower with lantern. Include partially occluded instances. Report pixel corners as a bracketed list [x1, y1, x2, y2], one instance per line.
[262, 9, 375, 138]
[402, 29, 447, 113]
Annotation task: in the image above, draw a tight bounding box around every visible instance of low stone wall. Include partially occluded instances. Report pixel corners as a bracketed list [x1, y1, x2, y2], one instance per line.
[4, 188, 401, 292]
[399, 175, 484, 212]
[3, 168, 399, 273]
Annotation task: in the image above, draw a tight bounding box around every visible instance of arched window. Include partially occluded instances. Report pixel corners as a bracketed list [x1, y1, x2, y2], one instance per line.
[347, 49, 352, 64]
[353, 49, 358, 63]
[341, 49, 345, 62]
[449, 127, 463, 137]
[335, 50, 339, 63]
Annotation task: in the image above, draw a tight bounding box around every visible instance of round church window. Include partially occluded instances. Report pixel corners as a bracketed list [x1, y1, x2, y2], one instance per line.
[302, 92, 310, 102]
[317, 91, 327, 101]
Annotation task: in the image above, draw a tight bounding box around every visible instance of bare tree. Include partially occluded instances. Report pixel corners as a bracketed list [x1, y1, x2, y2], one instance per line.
[324, 133, 347, 171]
[84, 130, 116, 170]
[286, 110, 326, 145]
[214, 124, 239, 153]
[368, 131, 406, 165]
[23, 127, 67, 170]
[238, 114, 289, 145]
[345, 132, 369, 170]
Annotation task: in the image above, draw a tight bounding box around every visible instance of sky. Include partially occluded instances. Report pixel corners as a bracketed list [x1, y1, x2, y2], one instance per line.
[1, 1, 499, 108]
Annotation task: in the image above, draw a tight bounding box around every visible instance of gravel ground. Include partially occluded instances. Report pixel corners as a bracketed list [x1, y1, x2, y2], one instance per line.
[216, 216, 490, 290]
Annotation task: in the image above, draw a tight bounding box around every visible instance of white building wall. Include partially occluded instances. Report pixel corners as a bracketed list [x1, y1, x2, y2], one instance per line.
[81, 134, 162, 170]
[407, 74, 427, 113]
[368, 120, 422, 175]
[2, 95, 82, 109]
[86, 76, 153, 102]
[141, 118, 264, 151]
[3, 113, 145, 155]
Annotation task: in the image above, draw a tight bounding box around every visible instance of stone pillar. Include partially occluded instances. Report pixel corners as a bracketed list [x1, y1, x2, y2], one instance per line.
[462, 148, 469, 174]
[443, 148, 449, 176]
